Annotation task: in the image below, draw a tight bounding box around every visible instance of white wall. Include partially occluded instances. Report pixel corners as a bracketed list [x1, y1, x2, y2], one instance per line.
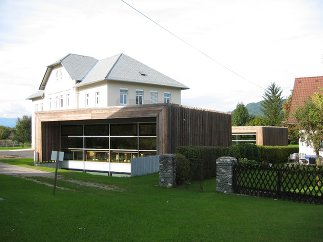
[77, 82, 108, 109]
[107, 81, 182, 106]
[299, 140, 323, 157]
[43, 66, 76, 110]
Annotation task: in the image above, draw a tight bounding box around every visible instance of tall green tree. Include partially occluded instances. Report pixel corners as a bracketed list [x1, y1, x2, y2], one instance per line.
[232, 103, 250, 126]
[14, 116, 31, 147]
[261, 82, 284, 126]
[0, 126, 10, 139]
[294, 91, 323, 164]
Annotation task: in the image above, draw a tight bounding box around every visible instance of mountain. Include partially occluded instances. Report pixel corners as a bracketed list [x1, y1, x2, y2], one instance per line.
[0, 118, 17, 128]
[246, 101, 263, 116]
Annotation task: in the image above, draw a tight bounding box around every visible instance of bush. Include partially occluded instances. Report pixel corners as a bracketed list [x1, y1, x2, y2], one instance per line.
[175, 153, 191, 185]
[176, 146, 229, 181]
[176, 144, 299, 182]
[258, 146, 299, 164]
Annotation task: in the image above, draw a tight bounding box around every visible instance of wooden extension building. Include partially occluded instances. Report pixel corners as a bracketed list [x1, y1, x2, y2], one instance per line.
[35, 104, 231, 173]
[232, 126, 288, 146]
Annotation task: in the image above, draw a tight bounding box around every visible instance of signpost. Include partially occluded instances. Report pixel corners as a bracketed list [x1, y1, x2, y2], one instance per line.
[51, 151, 64, 195]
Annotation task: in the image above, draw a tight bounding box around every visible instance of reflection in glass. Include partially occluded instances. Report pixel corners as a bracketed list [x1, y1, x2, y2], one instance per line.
[61, 125, 83, 136]
[110, 137, 137, 149]
[139, 137, 156, 150]
[139, 123, 156, 136]
[86, 151, 109, 161]
[110, 124, 137, 136]
[85, 137, 108, 149]
[61, 137, 83, 148]
[110, 151, 138, 163]
[84, 125, 109, 136]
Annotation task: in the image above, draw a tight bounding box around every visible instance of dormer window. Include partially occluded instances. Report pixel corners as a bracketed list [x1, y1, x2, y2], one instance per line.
[139, 71, 147, 77]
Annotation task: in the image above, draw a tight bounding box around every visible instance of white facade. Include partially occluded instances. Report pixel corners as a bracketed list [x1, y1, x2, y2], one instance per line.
[34, 66, 182, 112]
[299, 139, 323, 159]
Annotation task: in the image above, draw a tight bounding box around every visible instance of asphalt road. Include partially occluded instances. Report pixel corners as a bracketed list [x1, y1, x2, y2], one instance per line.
[0, 149, 34, 159]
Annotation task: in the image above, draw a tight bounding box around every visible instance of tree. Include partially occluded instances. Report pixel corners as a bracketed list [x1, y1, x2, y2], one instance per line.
[0, 126, 10, 140]
[294, 91, 323, 164]
[246, 115, 266, 126]
[231, 103, 250, 126]
[261, 82, 284, 126]
[14, 116, 31, 147]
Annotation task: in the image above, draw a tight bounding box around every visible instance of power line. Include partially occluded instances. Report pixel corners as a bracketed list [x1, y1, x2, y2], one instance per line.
[121, 0, 264, 90]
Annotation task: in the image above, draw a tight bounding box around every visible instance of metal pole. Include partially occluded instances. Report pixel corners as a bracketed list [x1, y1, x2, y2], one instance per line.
[53, 155, 59, 195]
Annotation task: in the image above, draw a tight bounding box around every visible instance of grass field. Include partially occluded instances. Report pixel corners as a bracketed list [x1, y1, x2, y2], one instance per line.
[0, 146, 31, 150]
[1, 158, 323, 242]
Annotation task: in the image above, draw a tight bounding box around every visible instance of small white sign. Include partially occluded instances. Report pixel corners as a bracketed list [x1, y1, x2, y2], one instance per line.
[51, 151, 64, 161]
[51, 151, 58, 161]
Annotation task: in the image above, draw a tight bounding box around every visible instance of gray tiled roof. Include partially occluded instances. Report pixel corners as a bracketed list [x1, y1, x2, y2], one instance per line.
[37, 53, 188, 92]
[58, 54, 98, 81]
[77, 53, 188, 89]
[106, 54, 188, 89]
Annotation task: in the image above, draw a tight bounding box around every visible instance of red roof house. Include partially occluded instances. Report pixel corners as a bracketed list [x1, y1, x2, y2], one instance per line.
[288, 76, 323, 124]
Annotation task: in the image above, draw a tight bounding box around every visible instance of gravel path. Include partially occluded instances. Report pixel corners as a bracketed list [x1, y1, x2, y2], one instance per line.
[0, 162, 123, 191]
[0, 162, 52, 177]
[0, 149, 34, 159]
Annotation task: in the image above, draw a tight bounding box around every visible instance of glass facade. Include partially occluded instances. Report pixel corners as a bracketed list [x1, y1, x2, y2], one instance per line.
[232, 133, 256, 145]
[61, 121, 157, 163]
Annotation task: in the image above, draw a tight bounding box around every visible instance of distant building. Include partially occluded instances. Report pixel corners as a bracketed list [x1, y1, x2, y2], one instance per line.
[28, 53, 231, 173]
[287, 76, 323, 160]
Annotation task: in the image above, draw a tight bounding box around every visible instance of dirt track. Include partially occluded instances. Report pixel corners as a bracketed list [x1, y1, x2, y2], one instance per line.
[0, 149, 34, 159]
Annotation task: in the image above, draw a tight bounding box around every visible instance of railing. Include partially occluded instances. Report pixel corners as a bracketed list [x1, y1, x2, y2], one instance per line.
[233, 163, 323, 204]
[131, 155, 160, 176]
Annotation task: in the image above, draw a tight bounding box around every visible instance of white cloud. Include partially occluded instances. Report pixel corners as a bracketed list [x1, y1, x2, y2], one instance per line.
[0, 0, 322, 117]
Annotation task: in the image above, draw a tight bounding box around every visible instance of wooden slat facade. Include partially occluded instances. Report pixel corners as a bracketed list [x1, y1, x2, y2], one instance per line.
[34, 104, 231, 161]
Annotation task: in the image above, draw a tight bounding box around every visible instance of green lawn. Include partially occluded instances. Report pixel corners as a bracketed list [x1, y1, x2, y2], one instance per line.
[1, 159, 323, 242]
[0, 146, 31, 150]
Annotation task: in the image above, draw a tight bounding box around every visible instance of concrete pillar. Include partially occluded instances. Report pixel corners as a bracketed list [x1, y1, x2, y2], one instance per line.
[159, 154, 176, 187]
[216, 157, 237, 194]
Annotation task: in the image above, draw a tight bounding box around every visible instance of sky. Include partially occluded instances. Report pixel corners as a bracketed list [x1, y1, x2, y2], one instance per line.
[0, 0, 322, 118]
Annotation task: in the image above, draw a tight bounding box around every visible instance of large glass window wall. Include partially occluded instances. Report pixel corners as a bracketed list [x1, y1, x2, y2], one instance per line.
[61, 122, 157, 163]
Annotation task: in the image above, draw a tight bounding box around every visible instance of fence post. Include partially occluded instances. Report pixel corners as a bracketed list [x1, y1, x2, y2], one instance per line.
[159, 154, 176, 188]
[216, 157, 237, 194]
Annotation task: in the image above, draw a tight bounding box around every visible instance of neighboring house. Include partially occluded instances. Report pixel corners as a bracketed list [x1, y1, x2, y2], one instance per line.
[288, 76, 323, 160]
[232, 126, 288, 146]
[28, 53, 231, 173]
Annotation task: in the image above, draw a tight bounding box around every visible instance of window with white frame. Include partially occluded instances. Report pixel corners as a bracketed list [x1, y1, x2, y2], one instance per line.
[120, 89, 128, 105]
[163, 92, 171, 104]
[55, 96, 59, 108]
[66, 94, 70, 107]
[49, 98, 52, 110]
[85, 93, 89, 107]
[60, 95, 64, 108]
[136, 90, 144, 105]
[35, 104, 38, 111]
[150, 91, 158, 104]
[95, 92, 100, 105]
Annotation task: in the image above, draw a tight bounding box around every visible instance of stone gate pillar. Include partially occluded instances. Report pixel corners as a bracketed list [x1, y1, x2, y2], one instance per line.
[159, 154, 176, 187]
[216, 157, 237, 194]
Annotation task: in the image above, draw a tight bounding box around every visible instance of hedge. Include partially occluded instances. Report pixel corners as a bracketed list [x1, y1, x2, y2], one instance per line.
[175, 144, 299, 183]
